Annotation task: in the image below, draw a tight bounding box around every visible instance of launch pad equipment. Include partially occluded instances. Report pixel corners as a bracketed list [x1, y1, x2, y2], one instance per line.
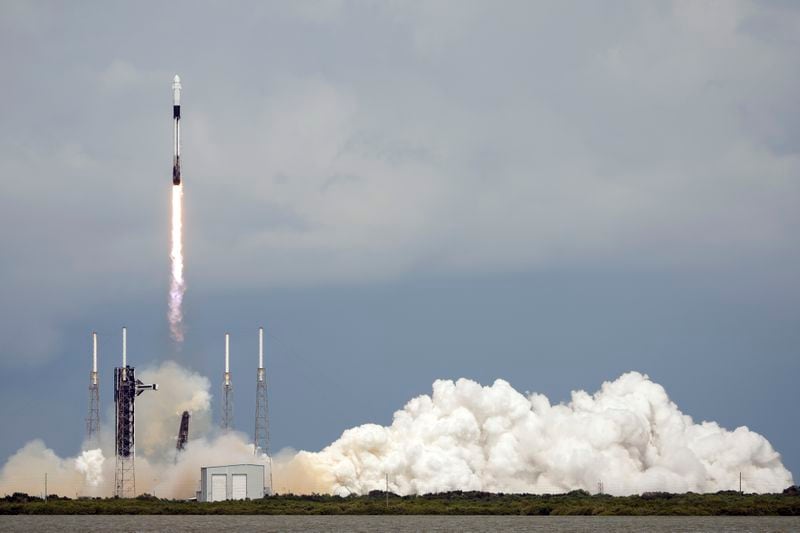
[198, 464, 266, 501]
[114, 327, 158, 498]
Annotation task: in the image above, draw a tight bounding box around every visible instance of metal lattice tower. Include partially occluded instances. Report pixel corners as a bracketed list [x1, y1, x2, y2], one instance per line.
[254, 327, 272, 494]
[221, 333, 233, 431]
[85, 331, 100, 445]
[114, 364, 136, 498]
[114, 327, 158, 498]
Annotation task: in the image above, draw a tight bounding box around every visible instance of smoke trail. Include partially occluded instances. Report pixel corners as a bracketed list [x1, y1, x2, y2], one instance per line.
[168, 184, 185, 343]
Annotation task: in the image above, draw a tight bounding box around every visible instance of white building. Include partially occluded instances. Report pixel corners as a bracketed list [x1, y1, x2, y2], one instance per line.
[198, 464, 265, 502]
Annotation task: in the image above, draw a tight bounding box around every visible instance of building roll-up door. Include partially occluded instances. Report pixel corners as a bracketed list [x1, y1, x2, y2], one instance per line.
[211, 474, 227, 501]
[231, 474, 247, 500]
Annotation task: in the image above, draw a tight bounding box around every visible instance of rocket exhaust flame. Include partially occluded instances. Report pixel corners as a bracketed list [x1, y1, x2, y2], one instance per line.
[168, 75, 185, 344]
[169, 184, 185, 343]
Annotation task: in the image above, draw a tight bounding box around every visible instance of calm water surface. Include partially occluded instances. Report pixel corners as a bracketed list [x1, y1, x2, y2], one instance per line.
[1, 515, 800, 532]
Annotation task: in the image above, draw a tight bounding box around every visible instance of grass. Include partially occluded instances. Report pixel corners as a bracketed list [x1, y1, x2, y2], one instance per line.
[2, 488, 800, 515]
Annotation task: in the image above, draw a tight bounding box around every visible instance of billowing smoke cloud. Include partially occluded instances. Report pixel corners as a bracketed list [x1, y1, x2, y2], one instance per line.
[74, 449, 104, 488]
[0, 367, 792, 498]
[0, 361, 267, 499]
[283, 372, 793, 496]
[135, 361, 212, 462]
[151, 433, 259, 498]
[0, 440, 88, 498]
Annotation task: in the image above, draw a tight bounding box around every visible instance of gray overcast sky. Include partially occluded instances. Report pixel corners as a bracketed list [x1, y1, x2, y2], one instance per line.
[1, 0, 799, 480]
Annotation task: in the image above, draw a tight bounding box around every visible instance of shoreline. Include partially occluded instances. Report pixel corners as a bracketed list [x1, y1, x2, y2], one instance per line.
[3, 490, 800, 515]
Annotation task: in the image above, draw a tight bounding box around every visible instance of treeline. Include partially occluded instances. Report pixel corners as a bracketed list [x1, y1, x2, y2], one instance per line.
[2, 488, 800, 515]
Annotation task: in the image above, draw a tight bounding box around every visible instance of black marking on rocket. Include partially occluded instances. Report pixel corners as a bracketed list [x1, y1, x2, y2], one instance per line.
[173, 158, 181, 186]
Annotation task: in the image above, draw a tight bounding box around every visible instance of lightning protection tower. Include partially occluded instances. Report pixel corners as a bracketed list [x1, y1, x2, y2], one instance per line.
[114, 327, 158, 498]
[254, 327, 270, 456]
[85, 331, 100, 445]
[221, 333, 233, 431]
[254, 326, 272, 493]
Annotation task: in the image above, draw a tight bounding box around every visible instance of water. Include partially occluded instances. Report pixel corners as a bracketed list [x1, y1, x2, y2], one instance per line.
[1, 516, 799, 532]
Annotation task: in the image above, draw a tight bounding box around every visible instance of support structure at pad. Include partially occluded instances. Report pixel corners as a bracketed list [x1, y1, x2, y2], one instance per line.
[114, 327, 157, 498]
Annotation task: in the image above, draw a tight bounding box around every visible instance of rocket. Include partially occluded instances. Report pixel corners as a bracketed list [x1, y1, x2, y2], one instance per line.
[172, 74, 182, 186]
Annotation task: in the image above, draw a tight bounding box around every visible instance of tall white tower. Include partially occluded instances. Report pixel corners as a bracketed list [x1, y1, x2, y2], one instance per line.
[85, 331, 100, 444]
[254, 327, 272, 493]
[221, 332, 233, 431]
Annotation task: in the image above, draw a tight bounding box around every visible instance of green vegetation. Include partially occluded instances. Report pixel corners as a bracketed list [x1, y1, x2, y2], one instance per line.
[2, 488, 800, 515]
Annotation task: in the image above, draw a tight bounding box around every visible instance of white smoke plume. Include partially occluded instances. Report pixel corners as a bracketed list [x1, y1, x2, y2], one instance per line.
[281, 372, 793, 496]
[168, 184, 185, 343]
[0, 440, 88, 498]
[74, 449, 105, 488]
[0, 361, 266, 499]
[127, 361, 265, 498]
[135, 361, 212, 462]
[150, 432, 259, 498]
[0, 366, 792, 498]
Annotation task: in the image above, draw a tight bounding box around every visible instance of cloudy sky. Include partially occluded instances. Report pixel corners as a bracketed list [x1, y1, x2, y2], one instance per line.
[1, 0, 799, 481]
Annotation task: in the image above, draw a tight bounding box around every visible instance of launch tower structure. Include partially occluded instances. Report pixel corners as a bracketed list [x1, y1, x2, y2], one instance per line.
[221, 333, 233, 431]
[254, 326, 273, 493]
[86, 331, 100, 444]
[114, 327, 158, 498]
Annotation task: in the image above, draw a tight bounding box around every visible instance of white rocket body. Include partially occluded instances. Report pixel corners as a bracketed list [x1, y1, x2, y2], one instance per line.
[172, 75, 182, 185]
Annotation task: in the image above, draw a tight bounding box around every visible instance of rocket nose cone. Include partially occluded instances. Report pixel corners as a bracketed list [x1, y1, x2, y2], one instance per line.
[174, 74, 181, 83]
